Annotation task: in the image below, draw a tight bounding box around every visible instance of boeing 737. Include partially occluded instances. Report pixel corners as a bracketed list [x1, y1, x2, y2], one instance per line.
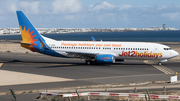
[16, 11, 179, 65]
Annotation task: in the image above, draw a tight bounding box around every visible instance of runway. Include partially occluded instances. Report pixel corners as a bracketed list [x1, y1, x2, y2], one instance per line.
[0, 52, 180, 92]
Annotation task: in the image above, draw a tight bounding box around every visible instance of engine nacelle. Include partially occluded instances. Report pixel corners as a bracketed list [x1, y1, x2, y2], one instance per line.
[96, 54, 115, 63]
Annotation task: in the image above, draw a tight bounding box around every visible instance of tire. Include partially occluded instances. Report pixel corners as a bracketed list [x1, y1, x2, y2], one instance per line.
[86, 61, 91, 65]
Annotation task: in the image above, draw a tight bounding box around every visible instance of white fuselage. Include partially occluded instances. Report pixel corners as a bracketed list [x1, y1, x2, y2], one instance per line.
[44, 37, 179, 61]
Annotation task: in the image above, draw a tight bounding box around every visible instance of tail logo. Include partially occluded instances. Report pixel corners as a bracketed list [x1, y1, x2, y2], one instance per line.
[20, 25, 38, 51]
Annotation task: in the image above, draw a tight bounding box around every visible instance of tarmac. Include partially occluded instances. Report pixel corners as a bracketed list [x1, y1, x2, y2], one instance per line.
[0, 52, 180, 93]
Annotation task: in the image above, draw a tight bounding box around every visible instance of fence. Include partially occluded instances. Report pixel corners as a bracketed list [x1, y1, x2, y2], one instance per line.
[40, 91, 180, 100]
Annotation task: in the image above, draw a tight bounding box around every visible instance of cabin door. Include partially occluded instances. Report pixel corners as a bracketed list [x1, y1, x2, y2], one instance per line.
[154, 46, 159, 59]
[154, 46, 159, 53]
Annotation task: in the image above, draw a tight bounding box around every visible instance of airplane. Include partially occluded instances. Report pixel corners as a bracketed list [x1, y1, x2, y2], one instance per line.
[16, 11, 179, 65]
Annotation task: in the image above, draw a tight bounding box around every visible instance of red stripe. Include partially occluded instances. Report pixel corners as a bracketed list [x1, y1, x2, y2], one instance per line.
[59, 95, 63, 97]
[72, 94, 78, 96]
[46, 93, 52, 96]
[90, 93, 100, 95]
[72, 93, 82, 96]
[109, 93, 119, 96]
[129, 94, 139, 97]
[169, 96, 179, 99]
[150, 95, 159, 98]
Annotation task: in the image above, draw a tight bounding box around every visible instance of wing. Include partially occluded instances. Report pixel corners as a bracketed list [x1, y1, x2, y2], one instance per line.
[57, 50, 113, 59]
[64, 50, 99, 59]
[67, 51, 97, 58]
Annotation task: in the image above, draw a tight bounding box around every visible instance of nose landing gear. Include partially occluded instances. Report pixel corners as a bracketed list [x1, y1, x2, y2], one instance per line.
[158, 62, 161, 66]
[158, 59, 167, 66]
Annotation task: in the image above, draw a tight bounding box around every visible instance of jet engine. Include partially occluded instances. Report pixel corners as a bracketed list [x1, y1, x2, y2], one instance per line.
[96, 54, 115, 63]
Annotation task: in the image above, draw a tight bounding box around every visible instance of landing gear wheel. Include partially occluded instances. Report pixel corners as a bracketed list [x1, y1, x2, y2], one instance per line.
[158, 62, 161, 66]
[86, 61, 91, 65]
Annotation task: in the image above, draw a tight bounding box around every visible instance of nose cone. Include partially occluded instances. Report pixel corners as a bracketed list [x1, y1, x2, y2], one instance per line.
[172, 50, 179, 57]
[175, 51, 179, 56]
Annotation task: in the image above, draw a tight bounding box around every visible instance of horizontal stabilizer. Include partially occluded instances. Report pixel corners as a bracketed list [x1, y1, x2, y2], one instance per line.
[20, 41, 32, 50]
[20, 42, 32, 45]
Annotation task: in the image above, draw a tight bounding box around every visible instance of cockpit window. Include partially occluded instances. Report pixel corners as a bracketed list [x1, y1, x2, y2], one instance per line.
[164, 48, 171, 50]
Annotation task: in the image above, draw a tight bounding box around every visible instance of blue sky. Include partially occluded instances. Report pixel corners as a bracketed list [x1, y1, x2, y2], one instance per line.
[0, 0, 180, 28]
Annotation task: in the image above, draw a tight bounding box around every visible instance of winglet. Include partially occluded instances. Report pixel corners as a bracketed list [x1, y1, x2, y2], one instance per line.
[91, 36, 96, 41]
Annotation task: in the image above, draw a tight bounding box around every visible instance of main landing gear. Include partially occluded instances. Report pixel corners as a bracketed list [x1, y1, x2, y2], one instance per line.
[85, 60, 96, 65]
[86, 60, 91, 65]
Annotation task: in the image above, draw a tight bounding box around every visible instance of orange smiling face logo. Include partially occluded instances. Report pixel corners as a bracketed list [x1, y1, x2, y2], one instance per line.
[20, 26, 38, 51]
